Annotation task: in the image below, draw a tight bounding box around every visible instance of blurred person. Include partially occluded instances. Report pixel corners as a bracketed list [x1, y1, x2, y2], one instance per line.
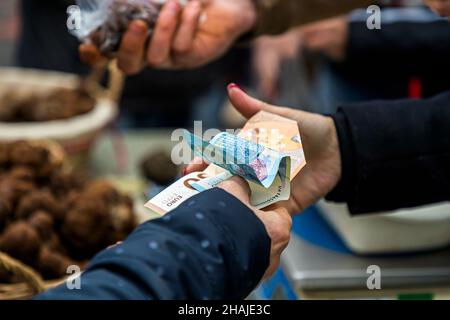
[301, 7, 450, 113]
[252, 28, 303, 101]
[81, 0, 373, 72]
[16, 0, 248, 128]
[37, 177, 292, 299]
[301, 16, 349, 62]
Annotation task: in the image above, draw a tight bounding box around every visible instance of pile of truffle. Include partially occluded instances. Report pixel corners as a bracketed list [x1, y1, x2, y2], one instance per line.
[86, 0, 161, 57]
[0, 87, 95, 123]
[0, 141, 136, 281]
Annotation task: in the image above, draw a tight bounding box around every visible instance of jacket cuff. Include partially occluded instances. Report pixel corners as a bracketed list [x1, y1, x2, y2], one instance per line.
[325, 109, 357, 203]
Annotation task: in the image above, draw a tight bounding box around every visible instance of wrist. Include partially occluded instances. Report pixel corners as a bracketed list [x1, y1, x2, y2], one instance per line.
[325, 111, 355, 203]
[326, 116, 342, 184]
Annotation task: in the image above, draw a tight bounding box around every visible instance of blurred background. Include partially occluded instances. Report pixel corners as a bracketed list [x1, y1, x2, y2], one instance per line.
[0, 0, 450, 300]
[0, 0, 18, 66]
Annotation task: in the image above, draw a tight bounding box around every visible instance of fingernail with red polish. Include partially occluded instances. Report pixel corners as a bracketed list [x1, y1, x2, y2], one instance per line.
[227, 83, 242, 91]
[182, 167, 188, 176]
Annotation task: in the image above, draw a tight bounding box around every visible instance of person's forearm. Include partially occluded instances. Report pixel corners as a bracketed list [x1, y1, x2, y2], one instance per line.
[327, 92, 450, 214]
[36, 189, 270, 300]
[252, 0, 372, 36]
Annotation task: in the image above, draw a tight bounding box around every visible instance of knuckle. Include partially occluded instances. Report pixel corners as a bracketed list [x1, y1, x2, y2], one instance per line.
[147, 54, 164, 66]
[173, 42, 190, 55]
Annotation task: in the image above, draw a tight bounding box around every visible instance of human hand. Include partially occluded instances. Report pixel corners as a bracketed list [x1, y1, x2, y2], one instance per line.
[218, 176, 291, 278]
[186, 84, 342, 216]
[80, 0, 257, 74]
[301, 16, 349, 61]
[424, 0, 450, 17]
[252, 28, 303, 100]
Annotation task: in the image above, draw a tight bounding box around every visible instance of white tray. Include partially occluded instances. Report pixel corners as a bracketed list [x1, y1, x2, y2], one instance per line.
[319, 201, 450, 254]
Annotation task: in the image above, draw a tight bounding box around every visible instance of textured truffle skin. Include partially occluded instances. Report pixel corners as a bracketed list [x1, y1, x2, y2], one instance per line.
[61, 203, 114, 260]
[9, 141, 48, 167]
[0, 222, 42, 266]
[37, 246, 75, 280]
[15, 190, 63, 221]
[0, 88, 95, 123]
[27, 211, 54, 241]
[0, 141, 136, 280]
[140, 151, 179, 186]
[0, 198, 13, 230]
[8, 166, 36, 182]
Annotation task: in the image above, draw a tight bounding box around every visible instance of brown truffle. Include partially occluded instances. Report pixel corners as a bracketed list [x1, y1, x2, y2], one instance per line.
[15, 189, 63, 221]
[83, 180, 121, 204]
[0, 87, 95, 123]
[9, 166, 36, 182]
[0, 222, 42, 265]
[37, 246, 75, 280]
[9, 141, 48, 168]
[141, 151, 178, 185]
[0, 175, 35, 206]
[31, 88, 95, 122]
[0, 143, 11, 167]
[0, 91, 23, 122]
[61, 202, 114, 259]
[49, 170, 85, 198]
[0, 198, 13, 230]
[27, 211, 54, 241]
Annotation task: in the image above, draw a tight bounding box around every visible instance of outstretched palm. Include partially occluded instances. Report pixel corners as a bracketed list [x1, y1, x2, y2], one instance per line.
[186, 87, 342, 216]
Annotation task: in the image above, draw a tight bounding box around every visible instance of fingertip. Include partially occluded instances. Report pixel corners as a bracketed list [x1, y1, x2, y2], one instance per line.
[227, 83, 243, 92]
[227, 83, 261, 119]
[79, 43, 107, 67]
[128, 20, 148, 36]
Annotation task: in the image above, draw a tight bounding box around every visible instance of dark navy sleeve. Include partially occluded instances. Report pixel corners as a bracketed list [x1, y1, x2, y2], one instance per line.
[36, 189, 271, 300]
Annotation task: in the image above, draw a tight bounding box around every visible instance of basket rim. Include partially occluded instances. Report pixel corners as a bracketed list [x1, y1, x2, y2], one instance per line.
[0, 99, 118, 140]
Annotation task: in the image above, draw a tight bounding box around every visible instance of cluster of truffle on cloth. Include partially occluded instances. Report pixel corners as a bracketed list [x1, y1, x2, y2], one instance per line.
[0, 87, 95, 122]
[0, 141, 136, 281]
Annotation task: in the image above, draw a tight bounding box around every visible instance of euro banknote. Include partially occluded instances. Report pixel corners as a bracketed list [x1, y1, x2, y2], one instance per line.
[145, 111, 306, 215]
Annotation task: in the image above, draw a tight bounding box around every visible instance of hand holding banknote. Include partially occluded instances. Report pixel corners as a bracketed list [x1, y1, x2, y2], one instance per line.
[187, 84, 342, 215]
[218, 176, 292, 278]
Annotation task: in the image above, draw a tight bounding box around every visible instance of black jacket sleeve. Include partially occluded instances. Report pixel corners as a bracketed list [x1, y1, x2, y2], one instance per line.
[35, 189, 270, 300]
[326, 92, 450, 215]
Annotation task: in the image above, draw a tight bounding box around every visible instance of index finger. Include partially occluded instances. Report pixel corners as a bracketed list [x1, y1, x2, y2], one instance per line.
[184, 157, 208, 175]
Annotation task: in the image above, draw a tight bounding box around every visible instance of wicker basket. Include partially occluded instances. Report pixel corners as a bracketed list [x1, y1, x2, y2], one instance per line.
[0, 62, 124, 173]
[0, 140, 68, 299]
[0, 252, 62, 300]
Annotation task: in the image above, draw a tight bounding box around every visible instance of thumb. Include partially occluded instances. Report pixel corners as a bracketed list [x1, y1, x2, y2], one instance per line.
[227, 83, 269, 119]
[227, 83, 301, 121]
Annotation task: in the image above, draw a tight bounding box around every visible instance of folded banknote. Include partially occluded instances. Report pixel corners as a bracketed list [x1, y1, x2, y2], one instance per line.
[145, 111, 306, 215]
